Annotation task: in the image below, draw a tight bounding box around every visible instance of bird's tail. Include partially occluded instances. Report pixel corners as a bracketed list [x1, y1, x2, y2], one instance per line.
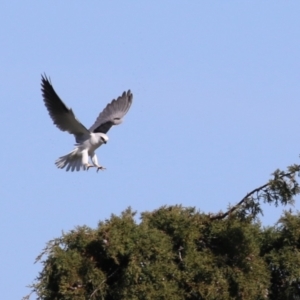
[55, 148, 84, 172]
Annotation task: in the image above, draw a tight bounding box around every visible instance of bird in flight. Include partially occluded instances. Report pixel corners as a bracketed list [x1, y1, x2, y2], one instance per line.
[41, 74, 133, 172]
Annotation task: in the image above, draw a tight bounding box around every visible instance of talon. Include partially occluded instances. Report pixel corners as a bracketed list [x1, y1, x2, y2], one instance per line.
[86, 164, 94, 171]
[96, 166, 106, 172]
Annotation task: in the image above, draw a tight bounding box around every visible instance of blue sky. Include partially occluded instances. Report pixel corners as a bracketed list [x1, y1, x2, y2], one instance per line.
[1, 2, 300, 299]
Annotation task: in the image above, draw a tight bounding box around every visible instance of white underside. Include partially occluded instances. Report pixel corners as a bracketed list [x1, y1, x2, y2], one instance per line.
[55, 133, 108, 172]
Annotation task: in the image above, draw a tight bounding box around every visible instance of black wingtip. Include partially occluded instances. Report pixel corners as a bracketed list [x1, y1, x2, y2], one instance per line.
[41, 73, 52, 85]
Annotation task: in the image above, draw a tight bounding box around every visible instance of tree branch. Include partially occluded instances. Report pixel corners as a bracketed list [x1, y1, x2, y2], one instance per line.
[89, 268, 119, 299]
[210, 168, 299, 221]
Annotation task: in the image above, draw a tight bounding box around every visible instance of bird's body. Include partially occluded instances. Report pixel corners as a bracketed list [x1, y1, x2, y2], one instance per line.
[41, 75, 133, 172]
[55, 132, 108, 172]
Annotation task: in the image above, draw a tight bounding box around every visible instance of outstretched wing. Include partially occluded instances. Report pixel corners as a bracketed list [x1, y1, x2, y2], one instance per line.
[89, 90, 133, 134]
[41, 74, 90, 141]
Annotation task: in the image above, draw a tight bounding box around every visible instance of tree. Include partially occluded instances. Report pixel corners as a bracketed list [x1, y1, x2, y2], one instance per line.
[25, 165, 300, 300]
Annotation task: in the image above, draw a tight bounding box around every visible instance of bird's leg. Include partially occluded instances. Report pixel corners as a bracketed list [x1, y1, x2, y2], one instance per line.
[91, 152, 106, 172]
[82, 150, 94, 171]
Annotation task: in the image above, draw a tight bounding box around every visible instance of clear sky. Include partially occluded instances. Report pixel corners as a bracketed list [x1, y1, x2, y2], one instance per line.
[1, 2, 300, 299]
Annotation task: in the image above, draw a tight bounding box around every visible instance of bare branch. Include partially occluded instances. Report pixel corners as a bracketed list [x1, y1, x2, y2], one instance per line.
[89, 268, 119, 299]
[210, 167, 300, 221]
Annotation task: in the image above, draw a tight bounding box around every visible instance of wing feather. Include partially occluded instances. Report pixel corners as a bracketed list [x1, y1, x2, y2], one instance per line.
[41, 74, 90, 140]
[89, 90, 133, 134]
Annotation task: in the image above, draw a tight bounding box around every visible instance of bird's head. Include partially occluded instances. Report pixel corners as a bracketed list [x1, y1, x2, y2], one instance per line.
[99, 133, 109, 144]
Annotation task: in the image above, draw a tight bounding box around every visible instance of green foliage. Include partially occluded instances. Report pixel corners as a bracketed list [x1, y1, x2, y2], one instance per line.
[26, 165, 300, 299]
[261, 211, 300, 299]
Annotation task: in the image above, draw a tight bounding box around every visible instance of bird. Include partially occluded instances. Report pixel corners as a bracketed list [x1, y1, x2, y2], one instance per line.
[41, 74, 133, 172]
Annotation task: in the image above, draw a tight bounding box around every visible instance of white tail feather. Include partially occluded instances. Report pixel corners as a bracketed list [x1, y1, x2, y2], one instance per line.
[55, 148, 86, 172]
